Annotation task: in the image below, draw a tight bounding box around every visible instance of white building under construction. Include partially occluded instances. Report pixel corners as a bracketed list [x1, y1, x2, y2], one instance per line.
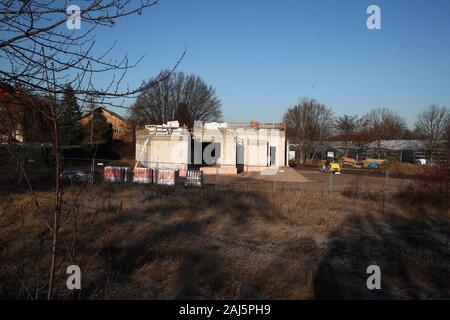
[135, 121, 288, 175]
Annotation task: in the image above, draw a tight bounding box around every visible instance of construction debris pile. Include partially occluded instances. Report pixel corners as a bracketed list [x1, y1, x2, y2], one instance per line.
[341, 156, 388, 169]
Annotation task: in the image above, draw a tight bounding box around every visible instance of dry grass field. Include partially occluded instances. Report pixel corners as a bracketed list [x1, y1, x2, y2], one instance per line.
[0, 170, 449, 299]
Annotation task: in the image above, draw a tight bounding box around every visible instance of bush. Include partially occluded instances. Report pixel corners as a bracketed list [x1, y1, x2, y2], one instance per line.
[395, 163, 448, 208]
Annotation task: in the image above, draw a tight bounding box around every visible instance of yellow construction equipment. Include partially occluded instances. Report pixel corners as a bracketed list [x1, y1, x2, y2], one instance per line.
[320, 157, 341, 174]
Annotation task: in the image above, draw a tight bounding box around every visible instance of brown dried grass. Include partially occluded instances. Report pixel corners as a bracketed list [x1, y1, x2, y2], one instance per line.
[0, 180, 448, 299]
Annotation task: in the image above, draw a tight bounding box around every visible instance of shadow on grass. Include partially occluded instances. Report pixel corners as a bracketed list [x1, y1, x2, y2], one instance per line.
[78, 186, 285, 299]
[314, 209, 450, 299]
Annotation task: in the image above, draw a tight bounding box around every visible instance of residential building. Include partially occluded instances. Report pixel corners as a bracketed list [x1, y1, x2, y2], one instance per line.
[0, 82, 53, 143]
[136, 121, 288, 175]
[79, 107, 135, 143]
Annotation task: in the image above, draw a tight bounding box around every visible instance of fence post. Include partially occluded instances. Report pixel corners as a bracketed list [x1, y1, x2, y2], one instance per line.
[90, 158, 95, 186]
[385, 170, 389, 199]
[328, 172, 333, 196]
[155, 162, 159, 185]
[17, 160, 23, 185]
[272, 172, 276, 192]
[215, 166, 219, 191]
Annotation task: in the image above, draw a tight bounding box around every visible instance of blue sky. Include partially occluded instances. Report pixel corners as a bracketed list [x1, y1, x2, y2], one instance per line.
[47, 1, 450, 126]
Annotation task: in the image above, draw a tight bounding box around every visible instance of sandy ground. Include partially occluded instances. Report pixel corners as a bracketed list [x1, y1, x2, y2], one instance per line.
[201, 167, 412, 195]
[242, 167, 311, 183]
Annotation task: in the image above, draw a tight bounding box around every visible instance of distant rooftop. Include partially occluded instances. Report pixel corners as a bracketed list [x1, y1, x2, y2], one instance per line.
[366, 140, 426, 151]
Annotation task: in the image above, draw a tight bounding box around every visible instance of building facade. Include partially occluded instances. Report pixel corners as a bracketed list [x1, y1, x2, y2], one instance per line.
[0, 83, 53, 143]
[79, 107, 135, 143]
[136, 121, 288, 174]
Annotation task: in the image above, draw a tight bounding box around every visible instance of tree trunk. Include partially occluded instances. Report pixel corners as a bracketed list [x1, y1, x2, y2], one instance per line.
[47, 101, 63, 300]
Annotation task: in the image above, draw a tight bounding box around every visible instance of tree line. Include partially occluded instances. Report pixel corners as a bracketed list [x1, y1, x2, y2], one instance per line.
[4, 39, 446, 167]
[57, 70, 223, 146]
[44, 77, 450, 168]
[1, 70, 223, 147]
[283, 98, 450, 164]
[125, 73, 448, 166]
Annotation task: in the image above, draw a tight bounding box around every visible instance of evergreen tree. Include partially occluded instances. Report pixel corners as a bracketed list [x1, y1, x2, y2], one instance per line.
[58, 84, 84, 145]
[83, 111, 113, 145]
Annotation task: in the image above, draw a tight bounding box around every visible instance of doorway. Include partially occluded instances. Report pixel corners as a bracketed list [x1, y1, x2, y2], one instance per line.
[270, 146, 276, 166]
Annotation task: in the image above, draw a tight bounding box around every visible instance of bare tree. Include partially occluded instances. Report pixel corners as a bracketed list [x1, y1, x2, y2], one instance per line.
[446, 118, 450, 154]
[283, 98, 334, 164]
[129, 70, 223, 127]
[415, 105, 449, 161]
[0, 0, 182, 300]
[334, 115, 369, 157]
[363, 108, 407, 158]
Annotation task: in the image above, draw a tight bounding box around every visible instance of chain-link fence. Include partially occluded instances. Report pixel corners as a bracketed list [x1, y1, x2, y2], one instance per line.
[2, 150, 448, 203]
[59, 159, 437, 198]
